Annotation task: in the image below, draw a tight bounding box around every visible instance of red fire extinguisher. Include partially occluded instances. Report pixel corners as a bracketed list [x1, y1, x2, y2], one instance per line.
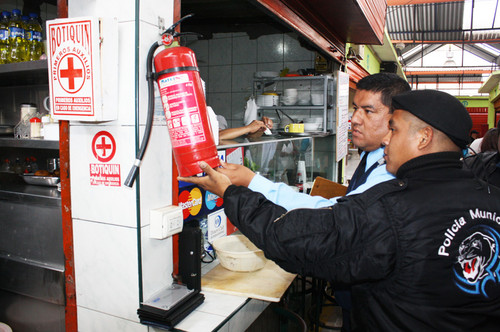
[125, 14, 220, 187]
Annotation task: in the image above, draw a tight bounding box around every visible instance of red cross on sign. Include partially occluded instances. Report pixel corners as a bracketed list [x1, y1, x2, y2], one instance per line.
[58, 54, 85, 93]
[92, 131, 116, 162]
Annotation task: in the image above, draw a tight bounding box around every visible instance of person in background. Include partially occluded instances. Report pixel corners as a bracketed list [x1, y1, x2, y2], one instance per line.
[180, 90, 500, 331]
[218, 116, 272, 140]
[217, 73, 411, 210]
[469, 129, 480, 144]
[479, 127, 498, 153]
[464, 122, 500, 187]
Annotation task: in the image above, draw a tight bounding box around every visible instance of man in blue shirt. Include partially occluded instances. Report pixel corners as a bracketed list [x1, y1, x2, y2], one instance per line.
[218, 73, 410, 210]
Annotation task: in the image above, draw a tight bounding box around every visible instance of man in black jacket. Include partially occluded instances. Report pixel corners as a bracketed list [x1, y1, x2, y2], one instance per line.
[180, 90, 500, 331]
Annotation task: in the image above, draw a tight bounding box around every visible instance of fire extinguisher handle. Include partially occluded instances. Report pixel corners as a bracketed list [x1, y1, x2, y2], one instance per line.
[171, 31, 204, 39]
[163, 13, 195, 36]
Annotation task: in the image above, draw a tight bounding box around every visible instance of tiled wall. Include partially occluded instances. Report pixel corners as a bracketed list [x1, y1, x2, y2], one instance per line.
[185, 32, 315, 128]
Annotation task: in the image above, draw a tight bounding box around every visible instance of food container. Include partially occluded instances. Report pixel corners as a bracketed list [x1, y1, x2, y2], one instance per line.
[212, 234, 267, 272]
[21, 174, 60, 187]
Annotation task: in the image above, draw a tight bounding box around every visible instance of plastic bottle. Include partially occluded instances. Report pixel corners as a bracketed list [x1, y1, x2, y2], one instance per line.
[27, 13, 42, 61]
[0, 11, 10, 64]
[21, 15, 29, 62]
[8, 9, 26, 62]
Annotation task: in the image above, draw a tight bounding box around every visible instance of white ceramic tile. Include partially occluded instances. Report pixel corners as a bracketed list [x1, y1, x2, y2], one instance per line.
[138, 125, 173, 226]
[195, 292, 247, 317]
[284, 33, 314, 62]
[140, 225, 174, 301]
[209, 38, 232, 66]
[212, 33, 233, 39]
[186, 38, 209, 65]
[73, 219, 140, 321]
[70, 125, 137, 227]
[208, 65, 232, 93]
[69, 0, 136, 23]
[117, 21, 137, 126]
[257, 34, 284, 63]
[257, 61, 284, 72]
[207, 92, 231, 120]
[230, 92, 250, 124]
[140, 0, 174, 26]
[138, 22, 163, 126]
[77, 306, 146, 332]
[232, 36, 257, 65]
[284, 60, 315, 73]
[231, 63, 256, 93]
[175, 310, 226, 332]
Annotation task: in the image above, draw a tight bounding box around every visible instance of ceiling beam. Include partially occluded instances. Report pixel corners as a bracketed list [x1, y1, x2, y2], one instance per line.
[460, 44, 498, 63]
[402, 44, 443, 65]
[387, 0, 463, 5]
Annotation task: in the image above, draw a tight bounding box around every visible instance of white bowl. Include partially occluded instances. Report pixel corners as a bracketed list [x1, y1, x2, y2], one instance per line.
[304, 122, 322, 131]
[213, 235, 267, 272]
[311, 93, 323, 105]
[281, 95, 297, 105]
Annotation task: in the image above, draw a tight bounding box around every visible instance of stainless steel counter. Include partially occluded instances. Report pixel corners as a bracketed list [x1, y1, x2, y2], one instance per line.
[0, 173, 64, 332]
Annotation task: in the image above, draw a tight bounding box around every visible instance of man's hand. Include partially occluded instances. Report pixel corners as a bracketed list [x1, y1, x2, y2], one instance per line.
[178, 161, 231, 197]
[218, 161, 256, 187]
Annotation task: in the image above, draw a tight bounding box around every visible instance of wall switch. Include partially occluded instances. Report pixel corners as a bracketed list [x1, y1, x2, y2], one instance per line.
[150, 205, 184, 239]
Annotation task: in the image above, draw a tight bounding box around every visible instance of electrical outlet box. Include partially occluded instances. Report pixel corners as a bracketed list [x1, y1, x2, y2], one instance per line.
[150, 205, 184, 239]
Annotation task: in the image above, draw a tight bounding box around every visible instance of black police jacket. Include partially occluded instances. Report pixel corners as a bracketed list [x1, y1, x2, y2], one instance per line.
[223, 152, 500, 331]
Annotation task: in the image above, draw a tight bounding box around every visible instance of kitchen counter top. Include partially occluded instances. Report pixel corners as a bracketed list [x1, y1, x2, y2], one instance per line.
[173, 258, 296, 331]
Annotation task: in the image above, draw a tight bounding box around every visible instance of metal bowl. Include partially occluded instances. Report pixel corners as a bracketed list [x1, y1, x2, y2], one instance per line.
[21, 174, 60, 187]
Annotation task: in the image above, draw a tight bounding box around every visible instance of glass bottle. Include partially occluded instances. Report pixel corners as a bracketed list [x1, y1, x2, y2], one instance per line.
[0, 11, 10, 64]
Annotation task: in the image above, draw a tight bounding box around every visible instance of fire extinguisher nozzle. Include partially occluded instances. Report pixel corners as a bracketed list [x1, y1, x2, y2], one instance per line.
[124, 166, 139, 188]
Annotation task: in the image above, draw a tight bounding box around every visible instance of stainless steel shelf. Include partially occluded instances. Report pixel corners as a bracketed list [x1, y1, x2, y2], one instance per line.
[258, 105, 329, 110]
[0, 137, 59, 149]
[0, 60, 49, 86]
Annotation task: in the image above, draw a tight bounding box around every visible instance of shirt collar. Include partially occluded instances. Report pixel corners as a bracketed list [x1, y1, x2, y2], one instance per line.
[360, 147, 385, 171]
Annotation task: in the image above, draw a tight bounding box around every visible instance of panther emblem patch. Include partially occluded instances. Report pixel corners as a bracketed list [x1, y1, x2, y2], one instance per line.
[453, 227, 500, 297]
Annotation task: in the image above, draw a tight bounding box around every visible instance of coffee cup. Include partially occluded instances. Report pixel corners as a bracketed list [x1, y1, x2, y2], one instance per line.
[284, 123, 304, 133]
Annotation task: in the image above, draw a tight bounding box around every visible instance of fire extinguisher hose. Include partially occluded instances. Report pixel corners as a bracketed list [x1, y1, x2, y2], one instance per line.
[124, 41, 161, 188]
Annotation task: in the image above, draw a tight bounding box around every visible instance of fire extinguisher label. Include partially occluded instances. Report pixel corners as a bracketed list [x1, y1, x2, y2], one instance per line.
[158, 73, 206, 148]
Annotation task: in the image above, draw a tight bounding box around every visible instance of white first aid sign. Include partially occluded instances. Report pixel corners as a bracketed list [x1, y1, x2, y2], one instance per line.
[47, 17, 118, 121]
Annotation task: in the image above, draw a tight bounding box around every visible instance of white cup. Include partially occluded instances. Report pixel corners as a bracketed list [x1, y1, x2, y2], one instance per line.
[43, 96, 51, 112]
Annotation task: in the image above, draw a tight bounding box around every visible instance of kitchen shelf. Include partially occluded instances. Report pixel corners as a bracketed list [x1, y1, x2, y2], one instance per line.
[0, 60, 49, 86]
[0, 137, 59, 149]
[258, 105, 329, 110]
[253, 75, 336, 134]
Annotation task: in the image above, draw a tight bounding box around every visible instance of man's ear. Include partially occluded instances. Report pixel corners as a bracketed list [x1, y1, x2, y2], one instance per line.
[417, 126, 433, 150]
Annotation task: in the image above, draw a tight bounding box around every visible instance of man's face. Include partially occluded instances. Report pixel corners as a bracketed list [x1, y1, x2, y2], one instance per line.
[382, 110, 421, 175]
[351, 90, 392, 152]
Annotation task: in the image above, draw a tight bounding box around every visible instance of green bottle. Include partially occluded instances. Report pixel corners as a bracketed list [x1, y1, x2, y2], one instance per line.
[0, 11, 10, 64]
[8, 9, 26, 62]
[27, 13, 42, 61]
